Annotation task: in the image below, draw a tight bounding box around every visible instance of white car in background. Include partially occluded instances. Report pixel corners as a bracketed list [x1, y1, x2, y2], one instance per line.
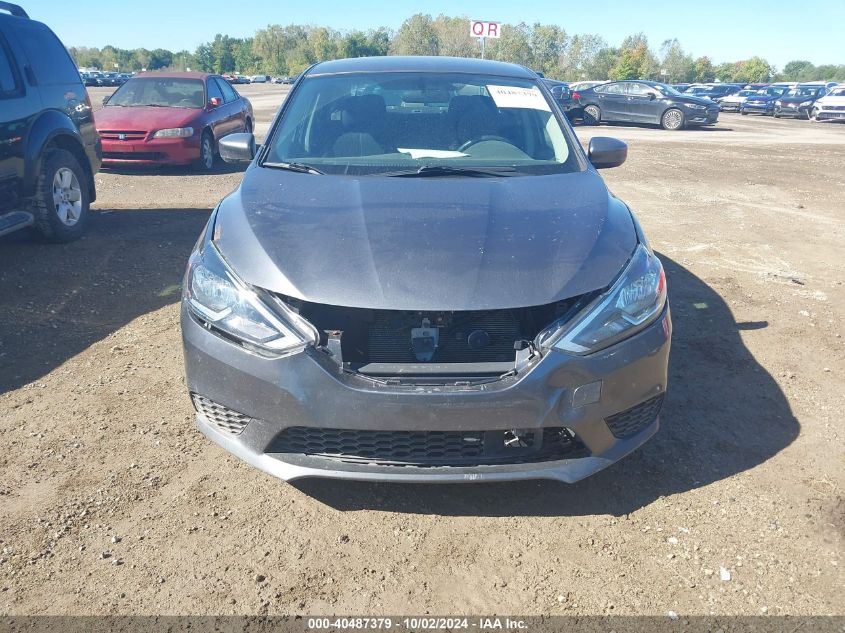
[811, 85, 845, 122]
[719, 88, 759, 112]
[249, 75, 270, 84]
[569, 80, 606, 92]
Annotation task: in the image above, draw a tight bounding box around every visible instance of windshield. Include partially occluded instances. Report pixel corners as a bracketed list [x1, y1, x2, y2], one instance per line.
[685, 86, 709, 94]
[761, 87, 788, 96]
[827, 88, 845, 97]
[737, 90, 757, 97]
[107, 78, 205, 108]
[786, 87, 820, 98]
[655, 83, 683, 97]
[263, 72, 580, 176]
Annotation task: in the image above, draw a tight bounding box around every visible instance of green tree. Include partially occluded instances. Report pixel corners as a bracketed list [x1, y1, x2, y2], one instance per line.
[561, 34, 606, 81]
[233, 39, 257, 74]
[531, 23, 567, 77]
[781, 60, 814, 80]
[693, 56, 715, 82]
[149, 48, 173, 70]
[587, 47, 619, 80]
[611, 34, 657, 79]
[210, 34, 236, 74]
[193, 43, 213, 72]
[732, 56, 774, 83]
[390, 14, 439, 56]
[432, 15, 476, 58]
[660, 38, 694, 83]
[488, 22, 532, 67]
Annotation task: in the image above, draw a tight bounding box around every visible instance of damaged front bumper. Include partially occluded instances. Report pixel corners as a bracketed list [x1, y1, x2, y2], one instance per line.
[182, 303, 672, 483]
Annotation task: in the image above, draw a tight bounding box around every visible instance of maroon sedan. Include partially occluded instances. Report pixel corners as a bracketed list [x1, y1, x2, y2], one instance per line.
[95, 72, 253, 170]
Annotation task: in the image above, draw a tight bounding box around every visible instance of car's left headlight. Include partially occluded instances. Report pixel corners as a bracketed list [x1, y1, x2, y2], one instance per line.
[153, 127, 194, 138]
[185, 242, 315, 355]
[799, 100, 812, 107]
[541, 244, 667, 355]
[686, 103, 707, 110]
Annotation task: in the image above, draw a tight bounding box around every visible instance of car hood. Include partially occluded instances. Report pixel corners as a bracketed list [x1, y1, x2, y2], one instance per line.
[779, 95, 815, 104]
[94, 105, 200, 131]
[817, 95, 845, 105]
[682, 95, 717, 106]
[747, 95, 778, 102]
[213, 168, 637, 311]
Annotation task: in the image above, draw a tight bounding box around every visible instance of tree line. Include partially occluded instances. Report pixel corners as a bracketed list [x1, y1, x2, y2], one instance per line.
[69, 13, 845, 83]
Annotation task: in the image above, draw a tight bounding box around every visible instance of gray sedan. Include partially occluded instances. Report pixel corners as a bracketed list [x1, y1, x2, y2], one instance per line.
[181, 56, 671, 483]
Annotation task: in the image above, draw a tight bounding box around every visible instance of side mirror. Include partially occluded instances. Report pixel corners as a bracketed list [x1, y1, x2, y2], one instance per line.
[219, 133, 256, 163]
[647, 92, 656, 100]
[208, 97, 223, 108]
[588, 137, 627, 169]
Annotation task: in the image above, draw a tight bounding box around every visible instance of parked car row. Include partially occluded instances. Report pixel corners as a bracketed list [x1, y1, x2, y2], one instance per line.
[576, 80, 720, 130]
[81, 70, 132, 87]
[542, 76, 840, 129]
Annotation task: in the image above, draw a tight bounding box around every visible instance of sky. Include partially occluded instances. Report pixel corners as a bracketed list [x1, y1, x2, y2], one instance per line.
[25, 0, 845, 69]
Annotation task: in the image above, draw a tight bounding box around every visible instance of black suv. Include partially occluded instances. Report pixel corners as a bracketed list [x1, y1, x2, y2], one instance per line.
[0, 2, 101, 242]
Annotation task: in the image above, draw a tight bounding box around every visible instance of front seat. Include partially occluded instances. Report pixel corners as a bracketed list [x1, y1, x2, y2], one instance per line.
[331, 95, 388, 157]
[447, 95, 500, 149]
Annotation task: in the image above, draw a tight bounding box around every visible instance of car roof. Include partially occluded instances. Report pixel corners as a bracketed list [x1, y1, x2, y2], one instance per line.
[134, 71, 211, 80]
[306, 56, 537, 79]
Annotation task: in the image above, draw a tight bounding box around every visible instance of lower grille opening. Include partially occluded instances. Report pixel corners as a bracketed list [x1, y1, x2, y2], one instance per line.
[604, 394, 664, 439]
[191, 393, 252, 435]
[103, 151, 164, 161]
[270, 427, 587, 467]
[277, 295, 591, 380]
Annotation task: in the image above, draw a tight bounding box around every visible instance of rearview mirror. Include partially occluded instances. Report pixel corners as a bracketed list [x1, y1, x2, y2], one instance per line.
[588, 137, 627, 169]
[219, 133, 256, 163]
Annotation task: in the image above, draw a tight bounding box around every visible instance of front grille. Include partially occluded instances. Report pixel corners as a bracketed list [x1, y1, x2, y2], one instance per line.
[191, 394, 252, 435]
[272, 427, 586, 467]
[99, 130, 147, 141]
[604, 394, 664, 439]
[823, 105, 845, 111]
[102, 152, 164, 161]
[367, 310, 521, 364]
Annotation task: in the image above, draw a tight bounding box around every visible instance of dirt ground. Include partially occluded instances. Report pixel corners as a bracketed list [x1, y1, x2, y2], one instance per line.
[0, 83, 843, 617]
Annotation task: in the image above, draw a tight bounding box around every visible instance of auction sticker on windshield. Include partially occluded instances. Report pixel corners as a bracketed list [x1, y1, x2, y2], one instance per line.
[487, 85, 551, 111]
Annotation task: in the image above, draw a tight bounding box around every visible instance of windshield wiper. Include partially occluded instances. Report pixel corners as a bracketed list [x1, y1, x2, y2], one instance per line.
[381, 165, 517, 178]
[263, 161, 325, 175]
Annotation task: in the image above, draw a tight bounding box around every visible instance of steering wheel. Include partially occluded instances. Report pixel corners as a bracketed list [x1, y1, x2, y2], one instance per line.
[457, 135, 512, 152]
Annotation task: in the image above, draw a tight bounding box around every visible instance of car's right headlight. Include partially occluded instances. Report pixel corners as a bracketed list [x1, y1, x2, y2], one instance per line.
[153, 127, 194, 138]
[541, 244, 667, 355]
[185, 242, 315, 356]
[775, 100, 782, 106]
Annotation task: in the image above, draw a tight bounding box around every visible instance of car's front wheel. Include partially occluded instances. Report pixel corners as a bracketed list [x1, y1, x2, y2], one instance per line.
[582, 105, 601, 126]
[194, 131, 215, 172]
[661, 108, 685, 131]
[773, 108, 781, 118]
[29, 148, 90, 243]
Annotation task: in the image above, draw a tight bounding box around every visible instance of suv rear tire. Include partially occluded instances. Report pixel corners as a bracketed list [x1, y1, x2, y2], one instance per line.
[29, 148, 90, 243]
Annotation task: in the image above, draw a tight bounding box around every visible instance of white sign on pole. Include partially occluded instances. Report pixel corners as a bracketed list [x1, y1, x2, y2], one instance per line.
[470, 20, 501, 39]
